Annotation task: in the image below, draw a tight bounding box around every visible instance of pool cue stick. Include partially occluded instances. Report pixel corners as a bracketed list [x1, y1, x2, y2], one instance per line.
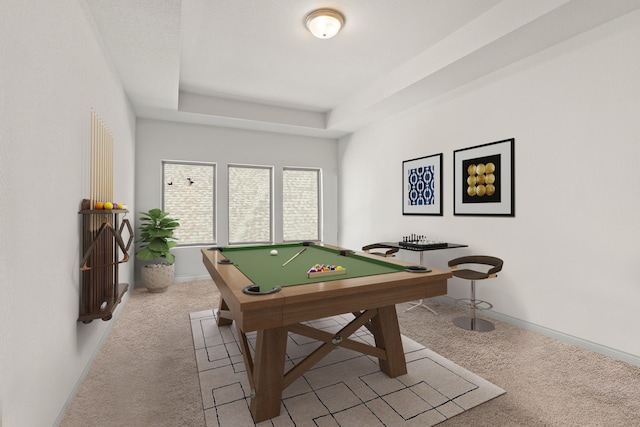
[282, 247, 306, 267]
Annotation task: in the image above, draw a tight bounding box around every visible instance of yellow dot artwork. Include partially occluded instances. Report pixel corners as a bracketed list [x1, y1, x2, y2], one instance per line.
[466, 162, 496, 197]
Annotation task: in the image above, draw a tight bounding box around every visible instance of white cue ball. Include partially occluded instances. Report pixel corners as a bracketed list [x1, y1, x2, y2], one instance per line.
[270, 249, 278, 256]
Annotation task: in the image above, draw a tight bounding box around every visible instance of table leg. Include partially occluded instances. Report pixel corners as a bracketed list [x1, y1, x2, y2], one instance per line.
[370, 305, 407, 377]
[217, 297, 233, 326]
[405, 251, 438, 314]
[249, 326, 288, 422]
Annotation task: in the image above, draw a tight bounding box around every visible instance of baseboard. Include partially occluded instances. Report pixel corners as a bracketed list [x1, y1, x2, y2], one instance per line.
[436, 296, 640, 368]
[174, 274, 212, 283]
[54, 292, 130, 426]
[133, 274, 213, 288]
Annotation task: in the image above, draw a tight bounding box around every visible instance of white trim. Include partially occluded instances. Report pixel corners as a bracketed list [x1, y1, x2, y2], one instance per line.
[133, 274, 212, 287]
[436, 296, 640, 368]
[173, 274, 213, 283]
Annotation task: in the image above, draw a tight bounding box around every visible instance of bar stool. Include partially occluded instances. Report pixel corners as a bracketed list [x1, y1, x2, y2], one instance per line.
[362, 243, 399, 257]
[448, 255, 503, 332]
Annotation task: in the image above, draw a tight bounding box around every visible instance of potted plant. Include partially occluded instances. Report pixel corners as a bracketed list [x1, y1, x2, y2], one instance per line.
[135, 208, 180, 293]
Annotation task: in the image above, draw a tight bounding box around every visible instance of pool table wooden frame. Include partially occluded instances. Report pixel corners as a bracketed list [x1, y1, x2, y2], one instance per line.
[201, 244, 452, 422]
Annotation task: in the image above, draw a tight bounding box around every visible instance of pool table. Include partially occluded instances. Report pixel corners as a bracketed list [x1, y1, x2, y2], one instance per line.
[201, 242, 452, 422]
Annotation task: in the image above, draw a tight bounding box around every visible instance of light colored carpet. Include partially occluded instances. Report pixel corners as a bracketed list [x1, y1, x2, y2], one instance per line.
[61, 280, 640, 426]
[61, 280, 216, 427]
[398, 300, 640, 426]
[191, 310, 504, 426]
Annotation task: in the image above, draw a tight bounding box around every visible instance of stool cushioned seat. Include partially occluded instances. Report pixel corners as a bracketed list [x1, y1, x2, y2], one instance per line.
[449, 269, 492, 281]
[362, 243, 399, 257]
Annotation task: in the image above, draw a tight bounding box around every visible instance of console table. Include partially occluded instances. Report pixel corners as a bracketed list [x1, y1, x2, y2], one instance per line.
[379, 241, 468, 313]
[379, 242, 467, 265]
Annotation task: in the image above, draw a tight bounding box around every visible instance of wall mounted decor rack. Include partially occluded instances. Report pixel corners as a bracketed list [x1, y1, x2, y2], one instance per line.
[78, 198, 132, 323]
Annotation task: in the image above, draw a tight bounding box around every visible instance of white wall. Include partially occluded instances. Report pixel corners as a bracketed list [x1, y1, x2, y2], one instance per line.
[135, 119, 338, 283]
[0, 1, 136, 426]
[338, 11, 640, 360]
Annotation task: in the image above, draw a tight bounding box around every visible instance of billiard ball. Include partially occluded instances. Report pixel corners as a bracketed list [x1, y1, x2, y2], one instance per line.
[270, 249, 278, 256]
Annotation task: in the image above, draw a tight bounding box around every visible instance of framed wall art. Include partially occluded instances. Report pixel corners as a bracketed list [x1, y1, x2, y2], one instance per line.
[402, 153, 443, 216]
[453, 138, 515, 216]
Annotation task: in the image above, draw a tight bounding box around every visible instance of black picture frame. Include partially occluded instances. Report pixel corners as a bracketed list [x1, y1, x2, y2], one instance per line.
[402, 153, 443, 216]
[453, 138, 515, 216]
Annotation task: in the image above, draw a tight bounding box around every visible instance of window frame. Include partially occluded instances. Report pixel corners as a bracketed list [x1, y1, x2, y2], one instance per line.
[282, 166, 322, 243]
[227, 163, 274, 245]
[162, 160, 217, 247]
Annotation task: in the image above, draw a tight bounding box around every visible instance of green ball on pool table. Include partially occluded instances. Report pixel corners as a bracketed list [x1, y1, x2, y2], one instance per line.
[270, 249, 278, 256]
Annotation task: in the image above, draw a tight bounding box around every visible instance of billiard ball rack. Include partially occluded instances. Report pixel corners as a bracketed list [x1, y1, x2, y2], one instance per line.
[307, 268, 347, 279]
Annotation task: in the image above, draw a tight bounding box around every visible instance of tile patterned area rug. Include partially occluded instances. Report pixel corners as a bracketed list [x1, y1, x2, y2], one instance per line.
[191, 309, 505, 426]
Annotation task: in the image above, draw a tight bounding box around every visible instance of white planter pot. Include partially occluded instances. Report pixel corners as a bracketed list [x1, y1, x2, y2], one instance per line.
[141, 263, 174, 293]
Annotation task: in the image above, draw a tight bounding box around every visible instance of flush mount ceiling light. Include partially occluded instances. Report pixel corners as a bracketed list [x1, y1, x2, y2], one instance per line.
[305, 9, 345, 39]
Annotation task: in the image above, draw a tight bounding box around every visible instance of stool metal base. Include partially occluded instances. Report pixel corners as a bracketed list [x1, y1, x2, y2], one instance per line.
[455, 298, 493, 311]
[453, 316, 495, 332]
[405, 299, 438, 314]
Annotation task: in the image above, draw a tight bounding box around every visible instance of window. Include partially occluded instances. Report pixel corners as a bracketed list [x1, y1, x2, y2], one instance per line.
[163, 161, 215, 245]
[228, 165, 272, 244]
[283, 168, 320, 241]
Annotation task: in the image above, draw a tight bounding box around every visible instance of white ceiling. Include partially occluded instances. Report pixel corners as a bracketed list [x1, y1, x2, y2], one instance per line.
[86, 0, 640, 138]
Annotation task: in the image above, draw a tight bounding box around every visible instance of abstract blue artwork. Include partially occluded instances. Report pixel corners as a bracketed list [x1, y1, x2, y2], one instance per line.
[407, 165, 435, 206]
[403, 153, 443, 215]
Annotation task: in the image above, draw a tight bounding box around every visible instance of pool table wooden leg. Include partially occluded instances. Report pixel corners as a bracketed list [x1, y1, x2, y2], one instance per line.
[217, 297, 233, 326]
[249, 326, 288, 422]
[370, 305, 407, 377]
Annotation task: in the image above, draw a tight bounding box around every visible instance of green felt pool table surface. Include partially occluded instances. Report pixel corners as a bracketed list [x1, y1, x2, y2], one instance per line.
[220, 243, 405, 291]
